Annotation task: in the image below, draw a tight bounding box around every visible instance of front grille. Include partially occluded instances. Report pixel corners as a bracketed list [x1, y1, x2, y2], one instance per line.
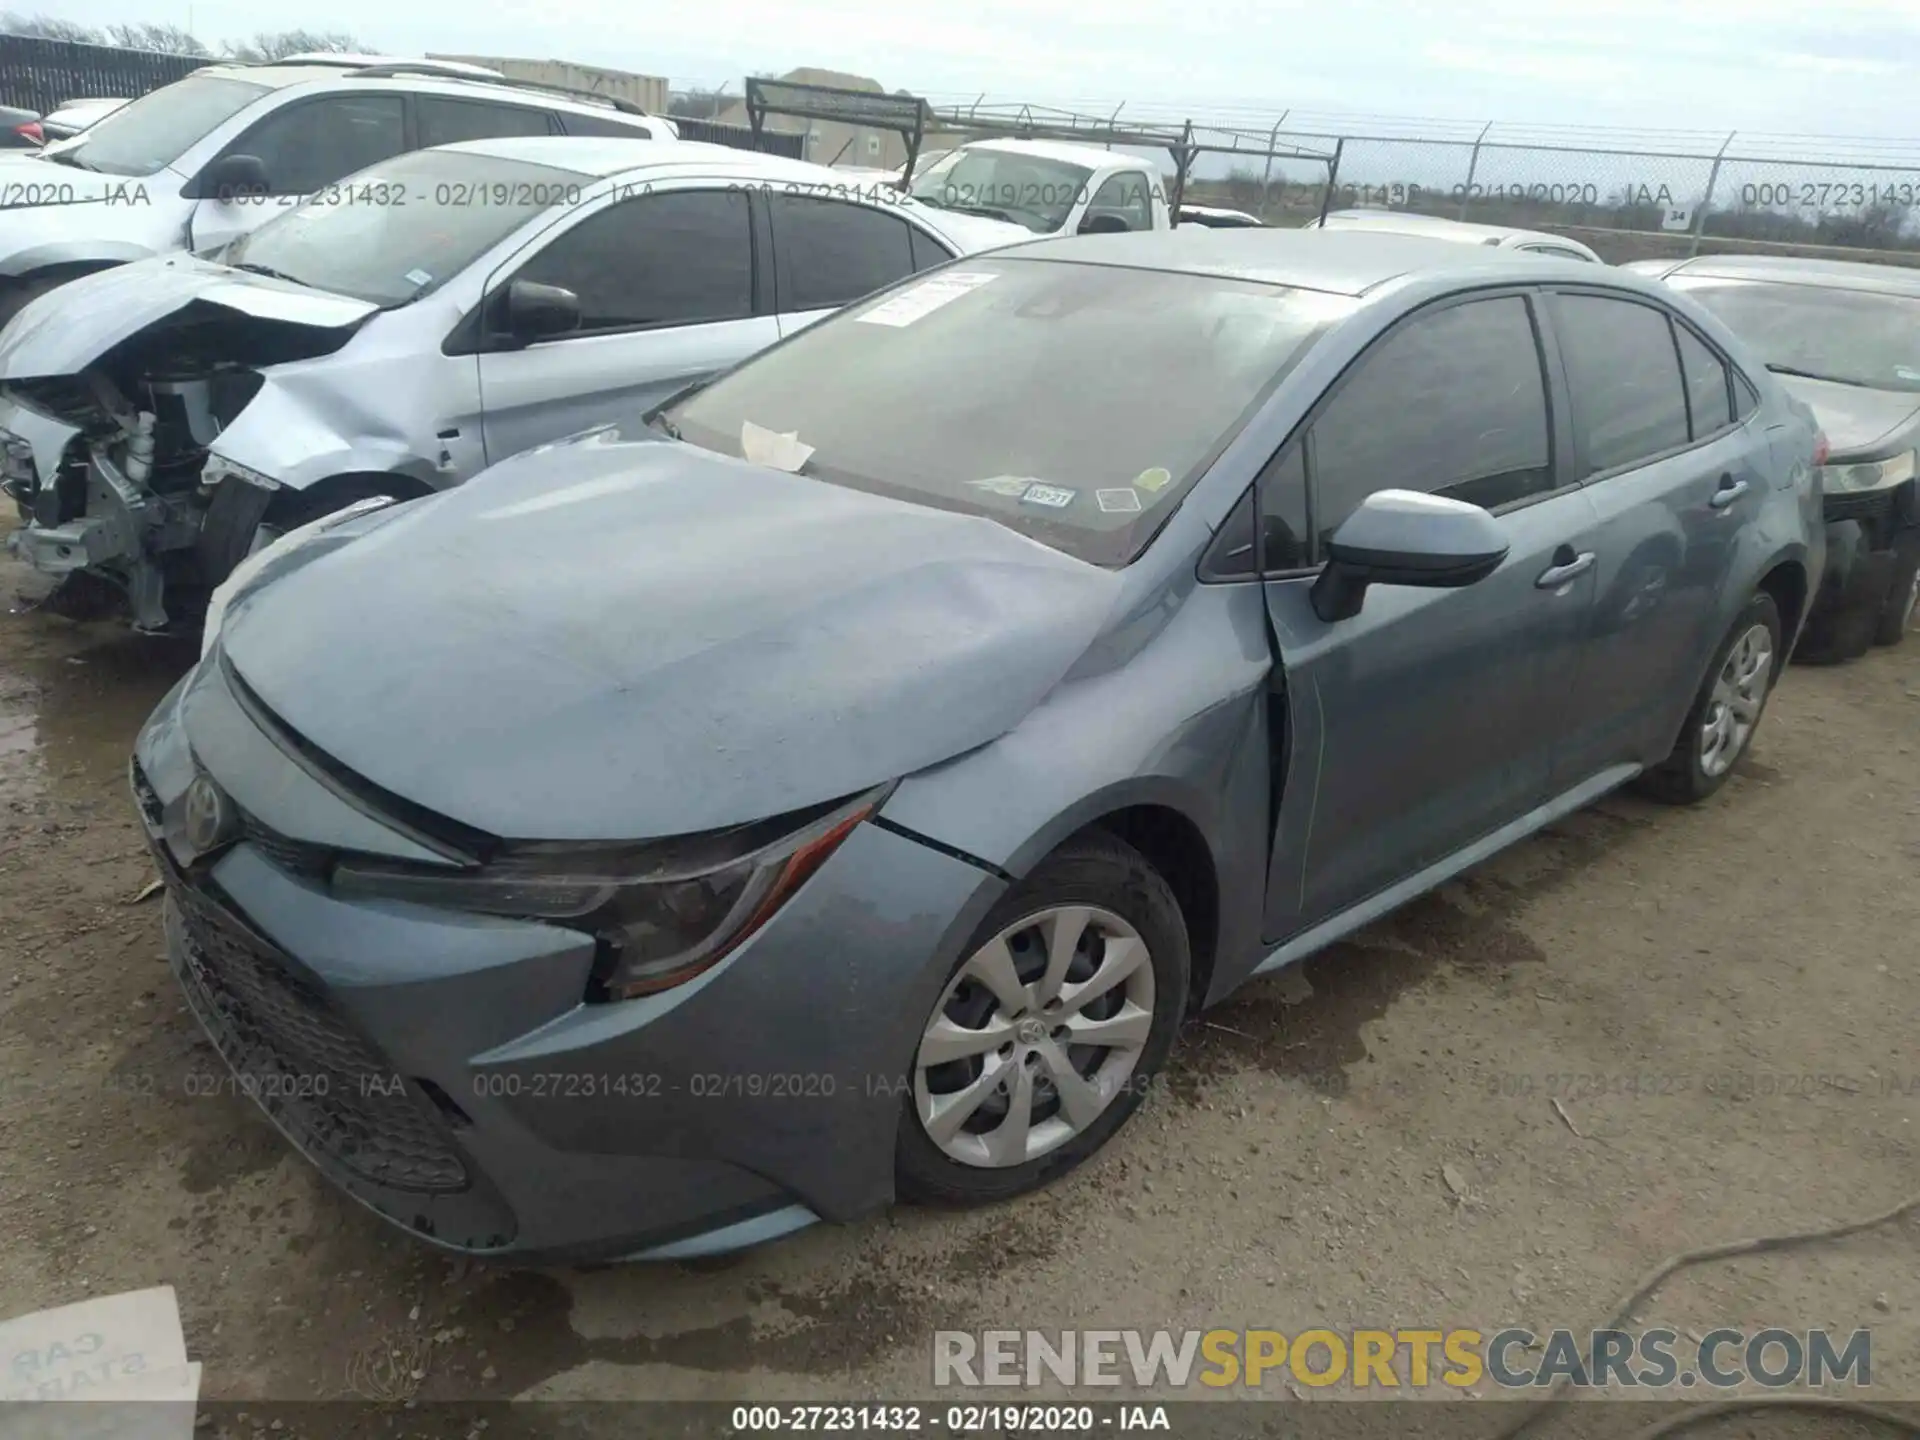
[130, 759, 163, 829]
[167, 876, 470, 1195]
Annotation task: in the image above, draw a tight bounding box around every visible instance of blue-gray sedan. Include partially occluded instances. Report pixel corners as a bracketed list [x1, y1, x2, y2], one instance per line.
[132, 229, 1825, 1262]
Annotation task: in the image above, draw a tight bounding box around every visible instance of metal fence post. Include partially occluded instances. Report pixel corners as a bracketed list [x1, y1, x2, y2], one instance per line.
[1688, 131, 1736, 258]
[1318, 138, 1344, 225]
[1257, 110, 1289, 219]
[1456, 121, 1492, 219]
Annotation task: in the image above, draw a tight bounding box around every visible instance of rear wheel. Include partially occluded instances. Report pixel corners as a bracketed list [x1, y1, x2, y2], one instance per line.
[894, 832, 1188, 1206]
[1872, 527, 1920, 647]
[1635, 592, 1781, 805]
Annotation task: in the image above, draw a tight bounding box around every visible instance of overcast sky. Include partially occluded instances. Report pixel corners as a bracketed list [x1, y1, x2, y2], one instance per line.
[51, 0, 1920, 144]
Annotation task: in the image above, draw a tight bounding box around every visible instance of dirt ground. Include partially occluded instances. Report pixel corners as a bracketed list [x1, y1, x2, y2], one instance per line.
[1, 551, 1915, 1436]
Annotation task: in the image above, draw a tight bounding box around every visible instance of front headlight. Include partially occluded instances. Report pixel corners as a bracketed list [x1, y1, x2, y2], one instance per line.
[200, 494, 397, 658]
[333, 784, 891, 999]
[1817, 450, 1916, 494]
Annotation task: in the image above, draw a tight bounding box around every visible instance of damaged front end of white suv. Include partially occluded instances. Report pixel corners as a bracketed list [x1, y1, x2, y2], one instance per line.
[1, 256, 373, 630]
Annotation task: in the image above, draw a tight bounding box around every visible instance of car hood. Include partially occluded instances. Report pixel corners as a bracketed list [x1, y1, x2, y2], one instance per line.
[1773, 374, 1920, 458]
[219, 428, 1124, 841]
[0, 252, 377, 378]
[0, 150, 139, 206]
[910, 205, 1034, 252]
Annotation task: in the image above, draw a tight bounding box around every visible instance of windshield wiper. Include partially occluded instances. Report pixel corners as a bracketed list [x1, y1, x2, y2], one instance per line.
[41, 149, 96, 171]
[1765, 362, 1872, 388]
[952, 203, 1019, 223]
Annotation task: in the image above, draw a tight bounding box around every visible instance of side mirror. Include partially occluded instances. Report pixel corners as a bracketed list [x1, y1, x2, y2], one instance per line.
[1309, 489, 1510, 623]
[1078, 212, 1130, 235]
[201, 152, 270, 201]
[501, 279, 581, 346]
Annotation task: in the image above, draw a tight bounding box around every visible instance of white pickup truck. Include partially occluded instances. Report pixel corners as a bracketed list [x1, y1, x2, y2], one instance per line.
[905, 138, 1172, 236]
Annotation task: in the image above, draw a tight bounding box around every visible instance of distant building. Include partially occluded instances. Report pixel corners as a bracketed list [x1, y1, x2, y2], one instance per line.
[426, 54, 669, 114]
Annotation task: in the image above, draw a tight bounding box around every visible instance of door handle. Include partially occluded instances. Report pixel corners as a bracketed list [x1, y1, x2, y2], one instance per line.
[1709, 475, 1750, 510]
[1535, 550, 1595, 589]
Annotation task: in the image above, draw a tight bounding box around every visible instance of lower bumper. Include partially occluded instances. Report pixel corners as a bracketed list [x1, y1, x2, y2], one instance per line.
[135, 683, 1004, 1260]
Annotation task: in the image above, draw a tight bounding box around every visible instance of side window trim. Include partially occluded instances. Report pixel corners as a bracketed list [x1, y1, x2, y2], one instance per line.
[481, 182, 762, 351]
[1544, 287, 1744, 486]
[1675, 313, 1746, 441]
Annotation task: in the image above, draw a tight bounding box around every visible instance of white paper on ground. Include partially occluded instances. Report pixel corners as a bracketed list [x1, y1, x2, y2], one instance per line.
[740, 421, 816, 473]
[0, 1287, 189, 1404]
[854, 270, 998, 327]
[1, 1367, 201, 1440]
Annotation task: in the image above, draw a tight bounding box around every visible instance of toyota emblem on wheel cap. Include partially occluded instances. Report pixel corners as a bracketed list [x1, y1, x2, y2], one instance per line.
[182, 774, 237, 857]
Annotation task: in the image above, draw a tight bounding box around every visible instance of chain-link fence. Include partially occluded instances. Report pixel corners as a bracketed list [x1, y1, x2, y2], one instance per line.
[911, 93, 1920, 267]
[1177, 124, 1920, 267]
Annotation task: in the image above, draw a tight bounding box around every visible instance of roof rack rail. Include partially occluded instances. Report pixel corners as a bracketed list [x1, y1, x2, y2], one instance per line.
[343, 62, 654, 117]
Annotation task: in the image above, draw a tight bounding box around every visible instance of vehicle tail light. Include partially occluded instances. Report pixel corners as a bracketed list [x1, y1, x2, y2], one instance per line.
[13, 121, 41, 145]
[1812, 431, 1830, 467]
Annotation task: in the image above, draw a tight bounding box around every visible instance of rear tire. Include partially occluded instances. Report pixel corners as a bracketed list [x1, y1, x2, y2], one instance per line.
[1872, 527, 1920, 647]
[1634, 592, 1781, 806]
[894, 832, 1189, 1207]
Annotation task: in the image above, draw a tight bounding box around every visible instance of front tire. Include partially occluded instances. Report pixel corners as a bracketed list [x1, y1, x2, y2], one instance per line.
[894, 832, 1189, 1207]
[1635, 592, 1781, 806]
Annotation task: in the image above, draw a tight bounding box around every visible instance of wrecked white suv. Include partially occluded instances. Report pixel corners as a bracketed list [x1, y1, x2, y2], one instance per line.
[0, 137, 1027, 629]
[0, 56, 678, 326]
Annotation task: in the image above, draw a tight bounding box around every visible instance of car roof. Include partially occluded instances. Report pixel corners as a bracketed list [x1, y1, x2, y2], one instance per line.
[1660, 252, 1920, 297]
[1002, 226, 1602, 296]
[432, 135, 884, 184]
[957, 136, 1148, 170]
[184, 60, 661, 124]
[1316, 209, 1594, 252]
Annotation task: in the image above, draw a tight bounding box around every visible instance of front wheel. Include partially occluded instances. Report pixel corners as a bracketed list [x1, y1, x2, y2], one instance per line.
[894, 832, 1189, 1206]
[1634, 592, 1782, 806]
[1872, 527, 1920, 647]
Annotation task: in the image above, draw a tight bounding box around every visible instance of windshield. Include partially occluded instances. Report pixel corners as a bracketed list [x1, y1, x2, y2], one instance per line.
[1672, 277, 1920, 393]
[662, 259, 1351, 566]
[55, 74, 267, 177]
[219, 151, 586, 307]
[909, 149, 1094, 233]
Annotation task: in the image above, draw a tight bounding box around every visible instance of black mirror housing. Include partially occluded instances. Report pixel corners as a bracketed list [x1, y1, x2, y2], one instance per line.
[1310, 488, 1510, 622]
[201, 152, 270, 201]
[502, 279, 582, 346]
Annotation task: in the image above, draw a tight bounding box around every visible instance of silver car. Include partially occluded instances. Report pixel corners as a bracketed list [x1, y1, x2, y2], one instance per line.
[135, 230, 1822, 1262]
[0, 138, 1026, 629]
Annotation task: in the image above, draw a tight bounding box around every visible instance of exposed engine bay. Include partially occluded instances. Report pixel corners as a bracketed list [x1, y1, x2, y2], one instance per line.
[3, 303, 358, 631]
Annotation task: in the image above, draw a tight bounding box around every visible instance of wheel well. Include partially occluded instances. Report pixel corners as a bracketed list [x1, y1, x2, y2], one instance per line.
[1083, 805, 1219, 1012]
[1757, 561, 1808, 652]
[266, 470, 434, 526]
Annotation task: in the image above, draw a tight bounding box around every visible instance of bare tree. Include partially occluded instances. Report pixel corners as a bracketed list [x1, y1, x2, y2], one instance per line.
[105, 20, 209, 54]
[224, 29, 365, 63]
[1, 12, 106, 42]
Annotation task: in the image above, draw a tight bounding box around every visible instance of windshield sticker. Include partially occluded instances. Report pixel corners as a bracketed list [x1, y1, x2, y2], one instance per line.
[740, 420, 815, 473]
[970, 476, 1041, 497]
[856, 270, 998, 327]
[1096, 488, 1143, 513]
[1134, 466, 1173, 493]
[404, 268, 433, 289]
[1021, 484, 1077, 509]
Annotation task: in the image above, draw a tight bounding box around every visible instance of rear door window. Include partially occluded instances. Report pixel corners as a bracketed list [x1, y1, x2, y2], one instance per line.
[416, 97, 555, 146]
[1553, 294, 1692, 474]
[769, 194, 918, 310]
